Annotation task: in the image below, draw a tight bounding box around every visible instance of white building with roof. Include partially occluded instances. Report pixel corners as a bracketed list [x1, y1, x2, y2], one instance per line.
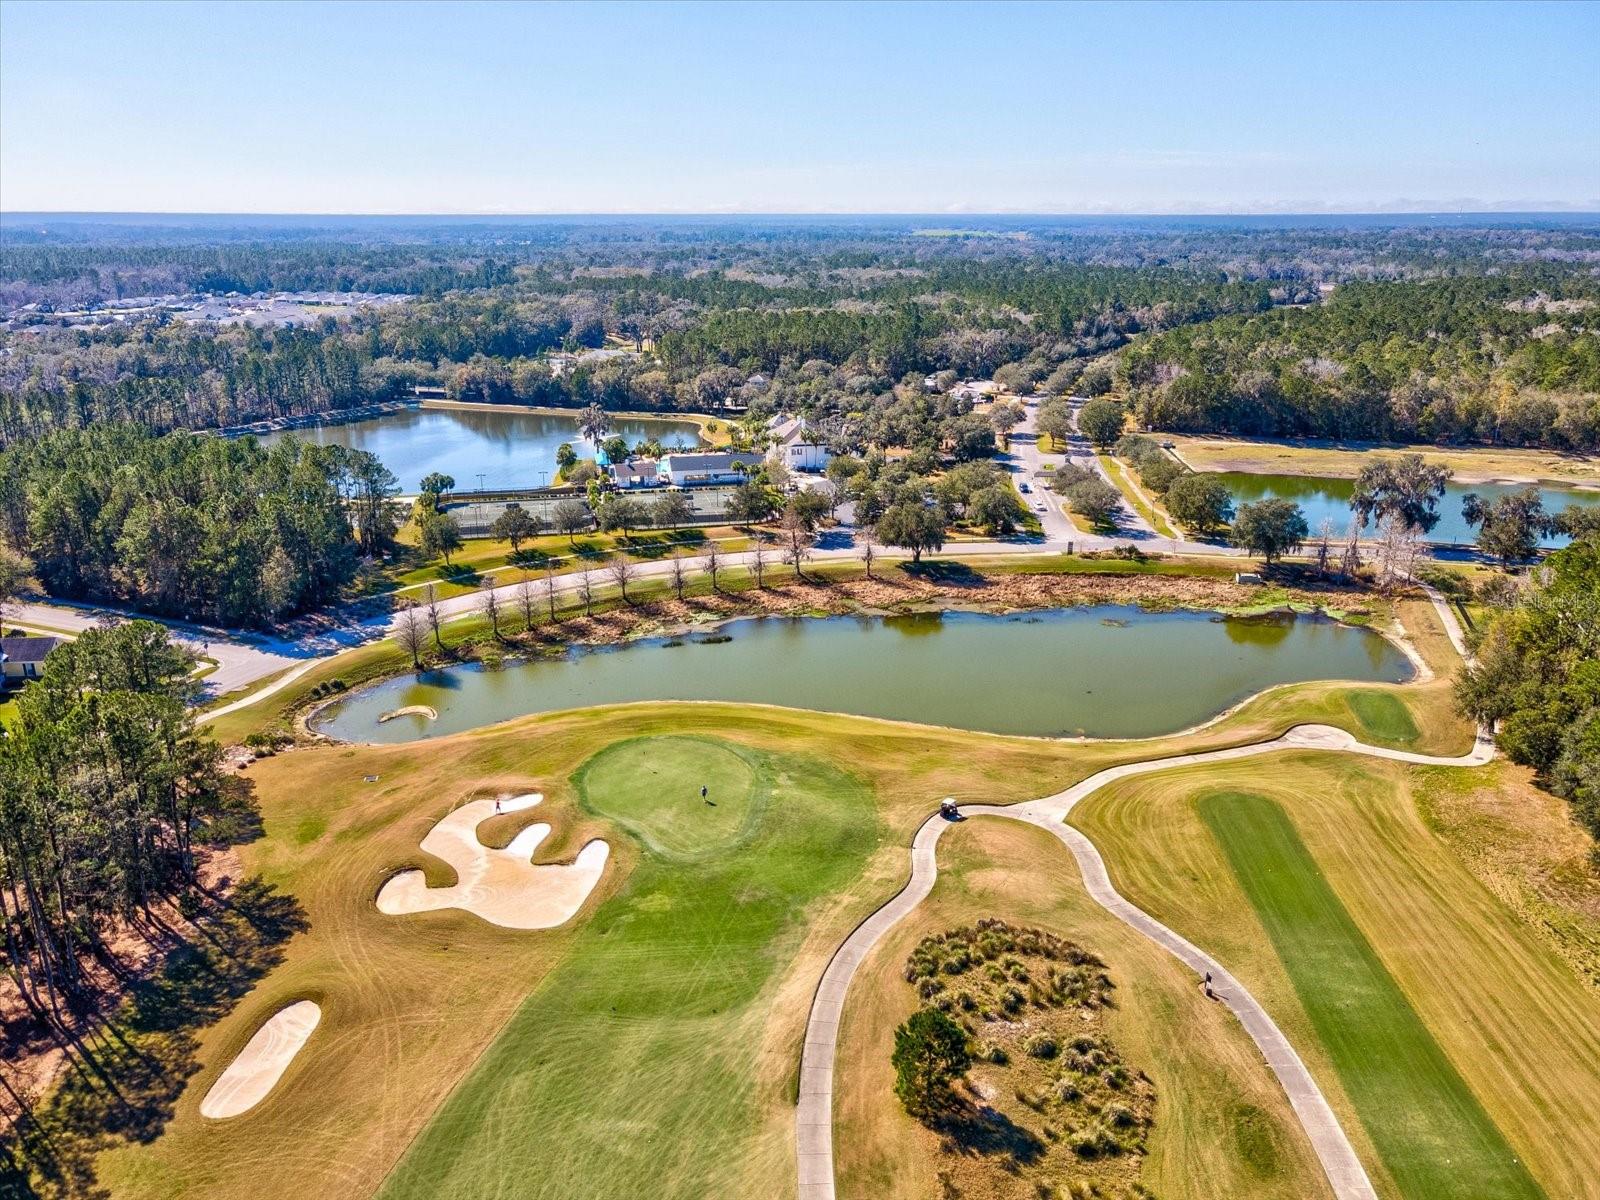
[610, 459, 662, 488]
[659, 451, 757, 487]
[766, 414, 832, 472]
[1, 635, 61, 688]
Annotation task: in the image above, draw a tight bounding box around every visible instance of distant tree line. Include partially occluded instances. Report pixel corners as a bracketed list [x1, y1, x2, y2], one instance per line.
[1122, 272, 1600, 450]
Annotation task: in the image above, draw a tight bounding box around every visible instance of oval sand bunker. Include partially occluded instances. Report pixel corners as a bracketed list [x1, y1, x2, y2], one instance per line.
[376, 792, 609, 929]
[201, 1000, 321, 1119]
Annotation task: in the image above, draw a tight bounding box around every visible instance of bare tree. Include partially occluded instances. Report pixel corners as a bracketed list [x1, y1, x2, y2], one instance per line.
[545, 563, 560, 621]
[669, 547, 688, 601]
[1313, 518, 1335, 576]
[750, 539, 769, 589]
[576, 565, 594, 615]
[478, 582, 503, 640]
[1340, 516, 1363, 580]
[859, 525, 878, 580]
[780, 510, 815, 582]
[608, 553, 636, 604]
[1374, 514, 1424, 593]
[425, 582, 445, 650]
[704, 539, 722, 592]
[819, 478, 841, 519]
[515, 571, 538, 631]
[394, 600, 426, 669]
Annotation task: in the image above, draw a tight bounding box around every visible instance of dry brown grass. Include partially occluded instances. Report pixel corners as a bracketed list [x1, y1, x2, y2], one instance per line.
[1417, 761, 1600, 988]
[834, 818, 1332, 1200]
[1072, 752, 1600, 1200]
[1167, 434, 1600, 486]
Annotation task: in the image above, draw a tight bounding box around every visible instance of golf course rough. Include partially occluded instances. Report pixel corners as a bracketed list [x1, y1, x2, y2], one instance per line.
[375, 735, 881, 1200]
[1198, 792, 1545, 1200]
[375, 792, 610, 930]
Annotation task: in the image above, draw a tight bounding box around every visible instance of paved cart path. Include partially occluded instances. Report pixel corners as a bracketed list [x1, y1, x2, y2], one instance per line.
[796, 716, 1494, 1200]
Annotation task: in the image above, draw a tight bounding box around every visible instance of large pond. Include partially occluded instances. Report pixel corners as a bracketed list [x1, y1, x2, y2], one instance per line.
[315, 606, 1415, 743]
[1208, 472, 1599, 548]
[260, 406, 703, 491]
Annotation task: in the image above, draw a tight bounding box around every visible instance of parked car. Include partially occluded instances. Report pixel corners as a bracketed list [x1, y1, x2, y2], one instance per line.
[1019, 481, 1031, 493]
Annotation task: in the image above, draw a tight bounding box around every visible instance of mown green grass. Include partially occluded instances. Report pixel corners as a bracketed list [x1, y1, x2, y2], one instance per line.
[576, 735, 760, 858]
[1100, 452, 1179, 537]
[1198, 792, 1544, 1200]
[1343, 690, 1421, 746]
[375, 736, 880, 1200]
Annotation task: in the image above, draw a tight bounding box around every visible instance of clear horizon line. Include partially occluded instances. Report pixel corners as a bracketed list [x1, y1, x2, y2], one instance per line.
[5, 207, 1599, 220]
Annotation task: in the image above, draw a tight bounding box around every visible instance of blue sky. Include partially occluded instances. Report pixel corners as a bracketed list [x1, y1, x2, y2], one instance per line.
[2, 0, 1596, 214]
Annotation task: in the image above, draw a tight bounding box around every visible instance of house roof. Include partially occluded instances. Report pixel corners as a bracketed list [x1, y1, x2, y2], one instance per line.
[610, 459, 659, 482]
[769, 416, 806, 444]
[0, 636, 61, 664]
[660, 451, 757, 473]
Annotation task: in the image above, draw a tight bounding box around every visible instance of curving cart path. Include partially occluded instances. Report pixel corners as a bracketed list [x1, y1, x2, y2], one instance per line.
[797, 724, 1492, 1200]
[799, 590, 1485, 1200]
[797, 592, 1491, 1200]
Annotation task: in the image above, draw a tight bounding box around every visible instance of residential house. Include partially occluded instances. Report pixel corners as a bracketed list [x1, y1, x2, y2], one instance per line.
[1, 635, 61, 689]
[950, 379, 1000, 404]
[659, 451, 757, 487]
[766, 415, 832, 472]
[610, 458, 662, 488]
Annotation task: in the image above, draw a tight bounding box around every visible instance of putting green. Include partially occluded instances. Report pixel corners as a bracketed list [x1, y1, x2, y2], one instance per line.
[577, 735, 760, 858]
[1343, 691, 1420, 746]
[1198, 792, 1544, 1200]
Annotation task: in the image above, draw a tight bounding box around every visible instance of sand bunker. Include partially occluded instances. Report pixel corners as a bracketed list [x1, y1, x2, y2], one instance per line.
[201, 1000, 321, 1119]
[378, 704, 437, 723]
[376, 792, 609, 929]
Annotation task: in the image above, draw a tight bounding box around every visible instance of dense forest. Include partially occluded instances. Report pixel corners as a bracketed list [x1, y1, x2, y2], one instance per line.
[2, 214, 1597, 449]
[0, 427, 393, 626]
[1122, 271, 1600, 448]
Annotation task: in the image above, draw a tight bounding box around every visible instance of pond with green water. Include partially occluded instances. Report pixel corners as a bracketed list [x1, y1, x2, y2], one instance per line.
[315, 606, 1414, 743]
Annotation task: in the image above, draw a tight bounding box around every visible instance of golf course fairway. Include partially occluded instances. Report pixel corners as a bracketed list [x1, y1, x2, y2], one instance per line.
[1199, 792, 1544, 1200]
[374, 736, 879, 1200]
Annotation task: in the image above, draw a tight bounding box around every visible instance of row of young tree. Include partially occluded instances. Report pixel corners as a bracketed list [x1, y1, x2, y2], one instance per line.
[0, 426, 397, 626]
[0, 622, 245, 1026]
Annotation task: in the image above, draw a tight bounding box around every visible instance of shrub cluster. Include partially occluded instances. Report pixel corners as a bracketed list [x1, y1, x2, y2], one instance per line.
[905, 919, 1114, 1014]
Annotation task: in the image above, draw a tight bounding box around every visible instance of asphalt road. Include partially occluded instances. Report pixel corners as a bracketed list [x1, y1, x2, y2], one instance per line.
[7, 408, 1474, 709]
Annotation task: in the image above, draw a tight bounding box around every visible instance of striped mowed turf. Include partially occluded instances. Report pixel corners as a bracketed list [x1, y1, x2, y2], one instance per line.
[1199, 792, 1544, 1200]
[374, 737, 880, 1200]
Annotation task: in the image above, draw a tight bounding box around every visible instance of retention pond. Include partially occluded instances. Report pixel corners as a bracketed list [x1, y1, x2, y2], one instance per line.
[315, 606, 1415, 743]
[1208, 472, 1599, 548]
[260, 405, 703, 491]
